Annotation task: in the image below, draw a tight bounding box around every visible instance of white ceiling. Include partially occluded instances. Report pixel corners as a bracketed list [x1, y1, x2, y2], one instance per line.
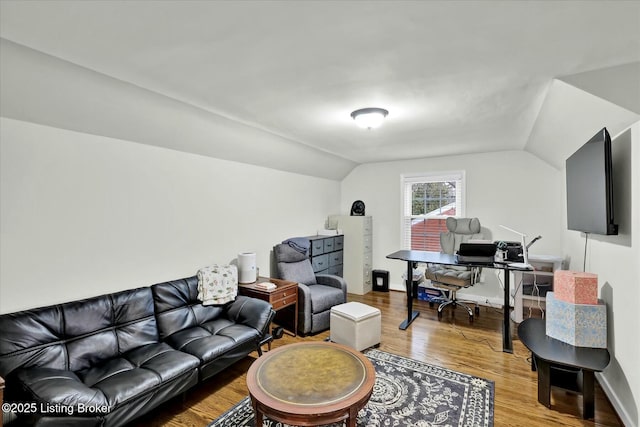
[1, 0, 639, 166]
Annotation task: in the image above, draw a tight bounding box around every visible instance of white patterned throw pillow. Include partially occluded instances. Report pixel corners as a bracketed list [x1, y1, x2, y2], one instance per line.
[197, 264, 238, 305]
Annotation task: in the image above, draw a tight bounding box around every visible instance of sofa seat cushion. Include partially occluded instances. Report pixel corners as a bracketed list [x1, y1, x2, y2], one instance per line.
[14, 342, 199, 411]
[309, 285, 345, 314]
[124, 342, 199, 382]
[80, 342, 199, 407]
[165, 320, 261, 363]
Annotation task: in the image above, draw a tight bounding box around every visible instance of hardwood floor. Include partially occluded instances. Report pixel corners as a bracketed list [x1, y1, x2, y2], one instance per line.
[130, 291, 622, 427]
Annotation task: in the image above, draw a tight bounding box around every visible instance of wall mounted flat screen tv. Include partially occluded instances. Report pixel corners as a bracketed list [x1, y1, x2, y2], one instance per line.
[566, 127, 618, 235]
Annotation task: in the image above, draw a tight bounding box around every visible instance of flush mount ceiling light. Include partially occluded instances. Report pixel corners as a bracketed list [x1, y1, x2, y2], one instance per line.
[350, 107, 389, 129]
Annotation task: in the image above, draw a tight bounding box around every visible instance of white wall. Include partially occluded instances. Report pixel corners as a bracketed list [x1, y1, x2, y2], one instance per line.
[0, 118, 340, 313]
[562, 123, 639, 427]
[339, 150, 563, 304]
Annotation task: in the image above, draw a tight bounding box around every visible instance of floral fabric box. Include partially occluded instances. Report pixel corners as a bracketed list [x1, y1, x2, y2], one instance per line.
[554, 270, 598, 305]
[546, 292, 607, 348]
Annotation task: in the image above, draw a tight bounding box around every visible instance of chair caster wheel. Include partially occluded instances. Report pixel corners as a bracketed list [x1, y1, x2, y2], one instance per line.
[469, 314, 474, 323]
[475, 306, 480, 316]
[429, 302, 434, 308]
[437, 311, 443, 320]
[272, 326, 284, 339]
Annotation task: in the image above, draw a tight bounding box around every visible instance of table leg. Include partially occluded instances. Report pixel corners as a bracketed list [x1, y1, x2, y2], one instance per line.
[531, 353, 536, 371]
[347, 407, 358, 427]
[536, 357, 551, 408]
[582, 370, 595, 419]
[250, 398, 263, 427]
[503, 269, 513, 353]
[399, 260, 419, 330]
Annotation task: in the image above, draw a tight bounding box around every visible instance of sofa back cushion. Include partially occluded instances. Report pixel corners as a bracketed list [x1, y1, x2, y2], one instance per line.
[0, 306, 67, 377]
[65, 287, 159, 372]
[113, 287, 159, 353]
[63, 295, 119, 372]
[152, 276, 224, 340]
[0, 287, 159, 378]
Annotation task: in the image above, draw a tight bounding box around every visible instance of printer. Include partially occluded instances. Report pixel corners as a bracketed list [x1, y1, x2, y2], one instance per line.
[495, 241, 524, 262]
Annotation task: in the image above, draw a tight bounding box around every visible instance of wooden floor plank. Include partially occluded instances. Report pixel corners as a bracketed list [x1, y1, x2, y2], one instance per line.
[130, 291, 622, 427]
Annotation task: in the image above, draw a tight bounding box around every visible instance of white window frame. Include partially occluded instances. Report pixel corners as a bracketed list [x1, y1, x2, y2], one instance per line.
[400, 171, 466, 250]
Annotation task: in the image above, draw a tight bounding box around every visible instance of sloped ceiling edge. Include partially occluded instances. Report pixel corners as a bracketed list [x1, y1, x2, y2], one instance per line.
[525, 77, 639, 170]
[0, 39, 357, 181]
[559, 62, 640, 115]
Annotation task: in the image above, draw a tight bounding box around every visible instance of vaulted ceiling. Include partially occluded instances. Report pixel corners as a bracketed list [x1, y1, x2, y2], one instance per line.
[1, 1, 639, 178]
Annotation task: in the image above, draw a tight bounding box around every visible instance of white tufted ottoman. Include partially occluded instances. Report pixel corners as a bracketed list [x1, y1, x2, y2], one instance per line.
[330, 302, 381, 351]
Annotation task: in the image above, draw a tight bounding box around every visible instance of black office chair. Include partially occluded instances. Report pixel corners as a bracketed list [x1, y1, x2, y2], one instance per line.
[424, 217, 483, 322]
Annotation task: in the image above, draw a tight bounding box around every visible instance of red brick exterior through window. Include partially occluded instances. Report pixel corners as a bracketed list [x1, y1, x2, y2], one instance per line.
[410, 208, 456, 251]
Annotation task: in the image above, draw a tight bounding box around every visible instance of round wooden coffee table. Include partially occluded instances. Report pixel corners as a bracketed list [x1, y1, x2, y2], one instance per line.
[246, 342, 375, 427]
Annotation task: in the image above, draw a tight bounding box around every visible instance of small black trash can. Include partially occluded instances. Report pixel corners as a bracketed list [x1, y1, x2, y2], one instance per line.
[372, 269, 389, 292]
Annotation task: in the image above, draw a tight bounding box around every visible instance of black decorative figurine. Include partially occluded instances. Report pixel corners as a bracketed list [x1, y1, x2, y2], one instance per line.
[350, 200, 365, 216]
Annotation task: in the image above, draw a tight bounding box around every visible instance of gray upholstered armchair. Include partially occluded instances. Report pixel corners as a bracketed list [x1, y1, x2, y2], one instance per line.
[274, 243, 347, 335]
[424, 217, 484, 322]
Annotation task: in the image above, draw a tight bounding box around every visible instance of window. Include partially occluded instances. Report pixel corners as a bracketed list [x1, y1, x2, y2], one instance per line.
[401, 171, 465, 251]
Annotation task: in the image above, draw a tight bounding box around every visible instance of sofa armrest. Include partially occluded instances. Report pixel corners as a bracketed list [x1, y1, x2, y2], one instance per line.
[225, 296, 274, 333]
[315, 274, 348, 301]
[1, 375, 4, 423]
[12, 367, 109, 409]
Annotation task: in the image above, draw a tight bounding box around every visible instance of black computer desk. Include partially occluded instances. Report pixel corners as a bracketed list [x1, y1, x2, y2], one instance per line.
[386, 249, 532, 353]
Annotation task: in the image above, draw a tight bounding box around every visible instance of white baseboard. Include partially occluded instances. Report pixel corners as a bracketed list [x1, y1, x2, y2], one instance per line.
[389, 283, 405, 292]
[596, 372, 636, 427]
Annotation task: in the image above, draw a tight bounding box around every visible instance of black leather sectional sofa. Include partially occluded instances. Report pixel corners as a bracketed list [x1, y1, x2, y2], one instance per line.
[0, 275, 275, 426]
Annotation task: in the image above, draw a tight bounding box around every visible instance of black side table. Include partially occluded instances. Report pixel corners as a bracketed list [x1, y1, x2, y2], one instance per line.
[518, 318, 610, 419]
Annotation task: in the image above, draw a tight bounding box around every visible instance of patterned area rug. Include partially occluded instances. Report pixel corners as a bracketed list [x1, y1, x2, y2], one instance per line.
[209, 348, 494, 427]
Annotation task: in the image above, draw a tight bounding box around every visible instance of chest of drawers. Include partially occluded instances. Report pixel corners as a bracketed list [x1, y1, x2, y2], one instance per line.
[308, 234, 344, 277]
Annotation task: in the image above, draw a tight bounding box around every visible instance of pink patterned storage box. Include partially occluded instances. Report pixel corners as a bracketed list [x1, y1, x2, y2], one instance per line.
[554, 270, 598, 305]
